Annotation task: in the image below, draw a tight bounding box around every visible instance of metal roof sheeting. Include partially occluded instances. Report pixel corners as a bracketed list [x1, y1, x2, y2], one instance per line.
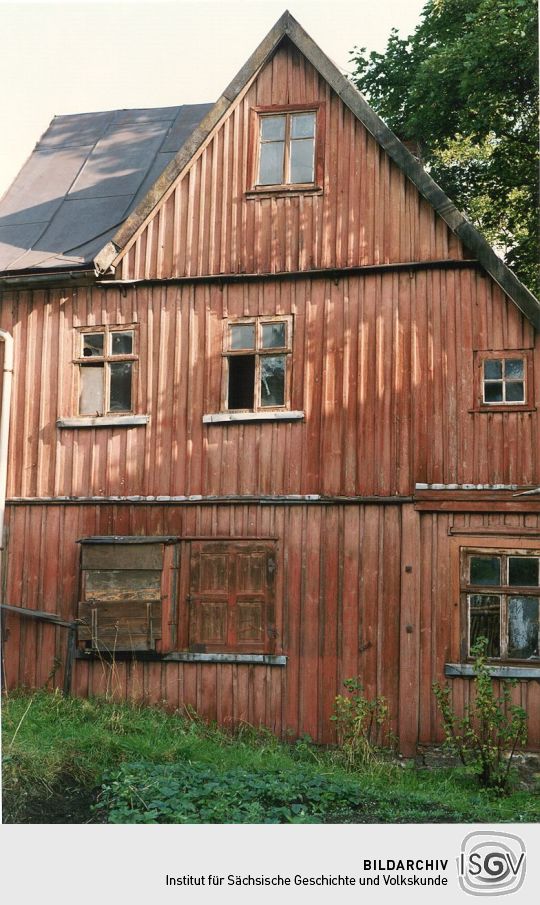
[0, 104, 212, 272]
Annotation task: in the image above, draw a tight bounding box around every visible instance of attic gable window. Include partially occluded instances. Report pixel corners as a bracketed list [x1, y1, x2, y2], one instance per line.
[77, 326, 137, 416]
[249, 106, 323, 192]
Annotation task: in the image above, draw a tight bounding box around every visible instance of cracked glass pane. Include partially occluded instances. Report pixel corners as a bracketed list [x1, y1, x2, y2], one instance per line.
[508, 597, 539, 659]
[260, 355, 285, 407]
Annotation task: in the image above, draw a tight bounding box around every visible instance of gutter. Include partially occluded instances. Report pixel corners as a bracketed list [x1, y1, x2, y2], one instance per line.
[0, 268, 95, 291]
[0, 330, 13, 600]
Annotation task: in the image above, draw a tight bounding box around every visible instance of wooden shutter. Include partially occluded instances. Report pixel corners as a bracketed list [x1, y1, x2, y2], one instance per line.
[188, 541, 276, 653]
[78, 543, 163, 651]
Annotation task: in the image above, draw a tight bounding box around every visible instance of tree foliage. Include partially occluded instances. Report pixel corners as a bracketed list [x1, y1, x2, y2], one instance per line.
[350, 0, 539, 294]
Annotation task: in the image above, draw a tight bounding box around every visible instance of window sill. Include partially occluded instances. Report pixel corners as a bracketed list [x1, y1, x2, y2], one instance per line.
[57, 415, 149, 429]
[76, 650, 287, 666]
[468, 406, 536, 414]
[445, 662, 540, 680]
[203, 411, 304, 424]
[245, 186, 322, 199]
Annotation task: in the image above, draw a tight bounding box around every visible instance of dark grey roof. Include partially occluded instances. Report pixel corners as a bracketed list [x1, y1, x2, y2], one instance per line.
[0, 104, 212, 272]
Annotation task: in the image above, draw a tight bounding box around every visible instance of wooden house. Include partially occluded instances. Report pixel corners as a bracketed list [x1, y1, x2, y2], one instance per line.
[1, 12, 539, 754]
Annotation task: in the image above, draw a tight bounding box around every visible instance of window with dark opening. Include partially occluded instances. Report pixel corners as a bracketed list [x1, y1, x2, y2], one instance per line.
[462, 550, 540, 661]
[224, 317, 292, 412]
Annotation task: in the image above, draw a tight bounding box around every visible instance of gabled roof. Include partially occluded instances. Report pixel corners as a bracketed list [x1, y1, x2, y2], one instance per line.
[0, 104, 212, 272]
[0, 10, 538, 331]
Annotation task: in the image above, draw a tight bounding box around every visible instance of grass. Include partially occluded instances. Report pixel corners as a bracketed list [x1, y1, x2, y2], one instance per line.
[2, 689, 539, 823]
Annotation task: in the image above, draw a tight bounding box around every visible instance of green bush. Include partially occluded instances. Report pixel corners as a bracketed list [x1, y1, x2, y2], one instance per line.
[433, 639, 528, 792]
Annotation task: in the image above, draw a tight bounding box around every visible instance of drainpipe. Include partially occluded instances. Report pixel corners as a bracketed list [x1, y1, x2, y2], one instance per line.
[0, 330, 13, 598]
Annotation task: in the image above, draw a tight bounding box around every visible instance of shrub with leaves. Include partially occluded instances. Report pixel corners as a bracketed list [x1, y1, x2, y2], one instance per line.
[330, 678, 392, 768]
[433, 639, 528, 791]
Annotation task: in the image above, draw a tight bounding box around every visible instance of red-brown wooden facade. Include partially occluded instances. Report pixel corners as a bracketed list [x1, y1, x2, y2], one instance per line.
[1, 31, 539, 753]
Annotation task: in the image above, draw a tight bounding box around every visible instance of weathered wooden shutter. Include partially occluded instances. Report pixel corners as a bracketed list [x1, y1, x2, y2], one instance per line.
[78, 543, 163, 651]
[188, 541, 276, 653]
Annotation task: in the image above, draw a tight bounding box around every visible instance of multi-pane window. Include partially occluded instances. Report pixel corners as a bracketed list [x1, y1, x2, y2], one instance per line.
[483, 357, 525, 404]
[257, 111, 317, 186]
[224, 317, 292, 411]
[462, 550, 540, 661]
[77, 326, 136, 415]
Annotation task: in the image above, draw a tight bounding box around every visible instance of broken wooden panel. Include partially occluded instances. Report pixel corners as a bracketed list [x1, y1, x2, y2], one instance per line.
[79, 541, 164, 650]
[81, 543, 163, 570]
[78, 599, 162, 651]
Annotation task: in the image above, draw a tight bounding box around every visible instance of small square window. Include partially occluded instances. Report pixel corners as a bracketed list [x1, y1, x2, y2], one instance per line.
[482, 356, 526, 405]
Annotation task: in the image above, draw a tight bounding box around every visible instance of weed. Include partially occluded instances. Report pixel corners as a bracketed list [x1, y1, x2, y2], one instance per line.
[330, 677, 392, 768]
[433, 639, 528, 792]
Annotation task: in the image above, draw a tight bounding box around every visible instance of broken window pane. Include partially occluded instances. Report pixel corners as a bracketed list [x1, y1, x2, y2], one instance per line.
[110, 362, 132, 412]
[230, 323, 255, 350]
[508, 556, 539, 586]
[260, 355, 285, 406]
[508, 596, 539, 659]
[262, 322, 286, 349]
[79, 364, 104, 415]
[506, 381, 524, 402]
[291, 112, 316, 139]
[484, 359, 502, 380]
[484, 382, 504, 402]
[82, 333, 104, 357]
[290, 137, 315, 183]
[260, 115, 285, 140]
[470, 556, 501, 586]
[505, 359, 524, 379]
[259, 141, 285, 184]
[469, 594, 500, 657]
[228, 355, 255, 409]
[111, 331, 133, 355]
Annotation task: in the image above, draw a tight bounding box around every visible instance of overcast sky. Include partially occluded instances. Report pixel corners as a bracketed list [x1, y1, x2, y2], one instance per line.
[0, 0, 426, 196]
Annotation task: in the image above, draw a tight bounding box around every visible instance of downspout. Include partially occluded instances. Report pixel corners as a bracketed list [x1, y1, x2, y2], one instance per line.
[0, 330, 13, 597]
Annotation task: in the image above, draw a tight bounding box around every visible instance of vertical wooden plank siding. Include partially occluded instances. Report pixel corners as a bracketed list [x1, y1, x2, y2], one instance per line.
[4, 503, 538, 748]
[118, 42, 464, 280]
[1, 270, 537, 501]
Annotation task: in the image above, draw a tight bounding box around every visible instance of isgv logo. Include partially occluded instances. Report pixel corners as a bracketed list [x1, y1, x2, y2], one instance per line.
[458, 832, 526, 896]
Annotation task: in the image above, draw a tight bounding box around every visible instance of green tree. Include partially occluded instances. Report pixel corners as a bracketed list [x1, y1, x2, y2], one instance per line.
[350, 0, 539, 294]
